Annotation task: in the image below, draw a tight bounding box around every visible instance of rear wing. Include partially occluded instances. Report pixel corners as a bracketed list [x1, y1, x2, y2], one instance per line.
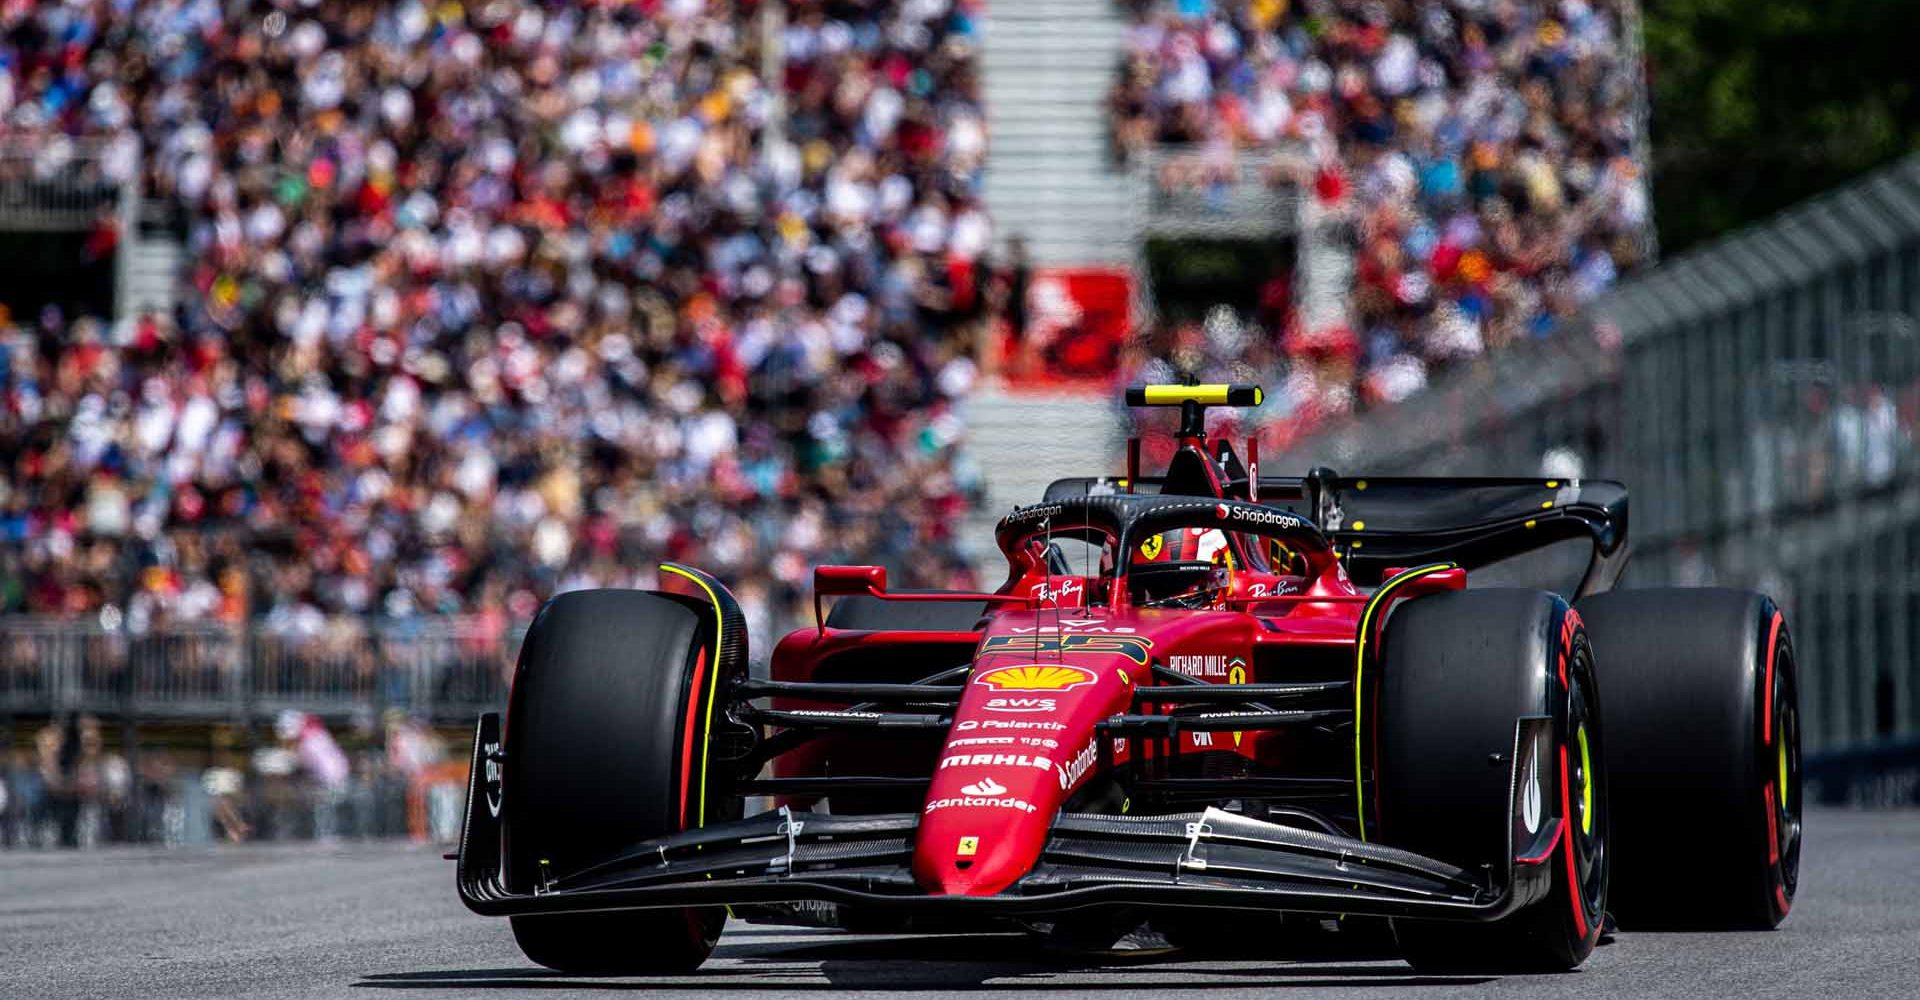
[1045, 475, 1629, 599]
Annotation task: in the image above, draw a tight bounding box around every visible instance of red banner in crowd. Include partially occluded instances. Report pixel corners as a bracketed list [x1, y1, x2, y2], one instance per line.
[1001, 266, 1133, 384]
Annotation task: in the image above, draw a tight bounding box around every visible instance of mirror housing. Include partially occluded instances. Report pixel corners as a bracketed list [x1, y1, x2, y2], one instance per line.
[814, 564, 887, 597]
[813, 565, 886, 634]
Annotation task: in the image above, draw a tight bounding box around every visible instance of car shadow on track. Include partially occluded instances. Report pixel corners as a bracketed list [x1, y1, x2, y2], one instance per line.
[353, 930, 1496, 992]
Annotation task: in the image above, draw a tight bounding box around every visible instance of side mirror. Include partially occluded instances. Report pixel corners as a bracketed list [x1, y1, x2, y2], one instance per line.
[814, 565, 887, 597]
[813, 565, 887, 633]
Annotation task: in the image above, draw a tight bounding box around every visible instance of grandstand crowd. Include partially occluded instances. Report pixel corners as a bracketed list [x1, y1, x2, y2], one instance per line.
[0, 0, 992, 641]
[0, 0, 1653, 647]
[1111, 0, 1651, 439]
[0, 0, 1674, 847]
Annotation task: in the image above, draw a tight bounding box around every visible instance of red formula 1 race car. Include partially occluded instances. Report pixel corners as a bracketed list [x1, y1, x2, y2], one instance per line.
[455, 383, 1803, 974]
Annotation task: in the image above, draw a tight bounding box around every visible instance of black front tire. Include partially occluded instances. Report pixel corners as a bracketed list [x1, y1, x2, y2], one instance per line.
[1377, 589, 1606, 973]
[1577, 588, 1800, 929]
[503, 589, 734, 973]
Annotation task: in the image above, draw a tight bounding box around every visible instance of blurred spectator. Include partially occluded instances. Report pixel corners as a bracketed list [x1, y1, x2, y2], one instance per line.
[0, 0, 990, 649]
[383, 709, 445, 779]
[1111, 0, 1651, 436]
[25, 714, 128, 848]
[276, 710, 348, 838]
[202, 766, 253, 844]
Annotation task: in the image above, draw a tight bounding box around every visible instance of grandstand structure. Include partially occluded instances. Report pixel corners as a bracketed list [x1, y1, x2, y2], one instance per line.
[0, 0, 1656, 713]
[9, 1, 1909, 843]
[1273, 155, 1920, 788]
[1, 1, 1001, 846]
[963, 1, 1322, 550]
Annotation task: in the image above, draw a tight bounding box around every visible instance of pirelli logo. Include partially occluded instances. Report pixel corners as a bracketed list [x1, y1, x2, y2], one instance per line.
[980, 634, 1153, 665]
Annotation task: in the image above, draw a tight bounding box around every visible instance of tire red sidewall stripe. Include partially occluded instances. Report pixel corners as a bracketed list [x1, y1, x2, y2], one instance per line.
[678, 648, 709, 830]
[1559, 744, 1590, 941]
[1761, 609, 1793, 918]
[1763, 611, 1782, 741]
[1766, 776, 1792, 917]
[1764, 783, 1779, 865]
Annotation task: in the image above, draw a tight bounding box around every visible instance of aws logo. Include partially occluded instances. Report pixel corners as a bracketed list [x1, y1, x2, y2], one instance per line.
[975, 664, 1095, 692]
[980, 634, 1153, 665]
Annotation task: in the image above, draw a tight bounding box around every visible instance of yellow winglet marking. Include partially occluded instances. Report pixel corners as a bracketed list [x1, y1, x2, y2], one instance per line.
[1353, 563, 1457, 843]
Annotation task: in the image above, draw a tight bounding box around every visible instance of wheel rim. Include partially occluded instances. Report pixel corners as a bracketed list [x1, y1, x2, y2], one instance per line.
[1576, 722, 1594, 836]
[1567, 648, 1607, 919]
[1770, 642, 1802, 906]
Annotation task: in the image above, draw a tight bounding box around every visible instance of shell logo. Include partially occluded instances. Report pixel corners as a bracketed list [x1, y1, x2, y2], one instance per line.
[975, 664, 1096, 692]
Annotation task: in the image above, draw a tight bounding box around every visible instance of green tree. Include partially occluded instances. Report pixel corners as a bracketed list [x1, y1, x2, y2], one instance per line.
[1644, 0, 1920, 253]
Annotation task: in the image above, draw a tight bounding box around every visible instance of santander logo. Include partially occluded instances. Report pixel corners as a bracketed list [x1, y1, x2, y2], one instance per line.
[960, 776, 1007, 797]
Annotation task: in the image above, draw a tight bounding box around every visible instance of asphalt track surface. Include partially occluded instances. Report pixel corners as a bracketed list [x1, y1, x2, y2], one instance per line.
[7, 807, 1917, 1000]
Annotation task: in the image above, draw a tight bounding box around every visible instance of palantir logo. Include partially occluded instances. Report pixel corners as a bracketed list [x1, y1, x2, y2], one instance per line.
[960, 776, 1008, 797]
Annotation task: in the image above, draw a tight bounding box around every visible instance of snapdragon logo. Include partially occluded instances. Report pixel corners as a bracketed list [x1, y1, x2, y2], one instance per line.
[1218, 504, 1306, 529]
[1006, 503, 1065, 524]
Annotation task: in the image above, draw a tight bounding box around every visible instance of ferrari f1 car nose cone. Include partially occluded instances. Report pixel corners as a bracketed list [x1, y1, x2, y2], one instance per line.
[912, 616, 1140, 896]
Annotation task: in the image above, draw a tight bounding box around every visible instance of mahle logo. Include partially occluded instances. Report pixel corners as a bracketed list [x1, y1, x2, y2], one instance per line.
[976, 664, 1095, 692]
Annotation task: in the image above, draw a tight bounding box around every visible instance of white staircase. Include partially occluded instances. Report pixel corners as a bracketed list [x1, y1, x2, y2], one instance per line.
[959, 382, 1122, 568]
[1294, 199, 1356, 336]
[120, 235, 181, 321]
[981, 0, 1136, 265]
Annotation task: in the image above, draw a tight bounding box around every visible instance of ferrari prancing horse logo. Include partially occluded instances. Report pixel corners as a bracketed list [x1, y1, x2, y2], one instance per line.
[1138, 534, 1164, 560]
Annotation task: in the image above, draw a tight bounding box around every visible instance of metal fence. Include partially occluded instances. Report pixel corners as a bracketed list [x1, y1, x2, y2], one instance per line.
[0, 137, 133, 232]
[0, 616, 522, 725]
[1273, 154, 1920, 771]
[1136, 143, 1307, 239]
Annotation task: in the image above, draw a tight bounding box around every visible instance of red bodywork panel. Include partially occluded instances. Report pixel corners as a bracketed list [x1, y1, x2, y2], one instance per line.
[770, 573, 1464, 898]
[767, 429, 1470, 899]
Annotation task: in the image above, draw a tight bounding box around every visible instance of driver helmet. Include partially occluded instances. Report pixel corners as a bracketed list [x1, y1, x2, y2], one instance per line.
[1129, 527, 1233, 607]
[1133, 527, 1230, 566]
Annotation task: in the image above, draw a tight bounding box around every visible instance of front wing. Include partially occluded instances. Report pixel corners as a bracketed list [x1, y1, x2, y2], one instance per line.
[456, 713, 1559, 922]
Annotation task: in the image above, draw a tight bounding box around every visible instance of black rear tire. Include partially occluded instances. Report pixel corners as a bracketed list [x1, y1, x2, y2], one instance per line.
[1377, 589, 1606, 973]
[503, 589, 732, 973]
[1577, 588, 1800, 929]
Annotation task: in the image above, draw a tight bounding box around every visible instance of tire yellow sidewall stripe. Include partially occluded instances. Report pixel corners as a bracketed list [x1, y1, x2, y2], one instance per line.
[1777, 721, 1789, 814]
[1353, 562, 1457, 843]
[661, 564, 725, 829]
[1577, 722, 1594, 836]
